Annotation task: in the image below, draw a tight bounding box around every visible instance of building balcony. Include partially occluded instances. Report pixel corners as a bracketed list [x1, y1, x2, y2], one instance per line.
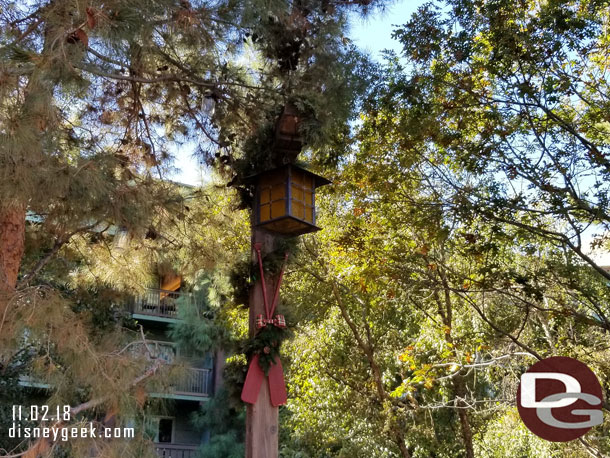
[129, 340, 212, 400]
[154, 443, 199, 458]
[129, 288, 199, 323]
[19, 366, 211, 400]
[169, 367, 211, 400]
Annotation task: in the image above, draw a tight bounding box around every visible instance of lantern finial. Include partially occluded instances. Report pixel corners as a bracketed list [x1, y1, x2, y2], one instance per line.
[272, 103, 303, 165]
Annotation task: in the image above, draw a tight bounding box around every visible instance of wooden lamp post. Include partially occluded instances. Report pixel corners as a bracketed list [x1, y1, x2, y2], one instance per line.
[243, 105, 330, 458]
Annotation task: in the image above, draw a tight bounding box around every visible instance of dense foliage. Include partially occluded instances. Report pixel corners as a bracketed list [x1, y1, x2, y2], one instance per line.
[2, 0, 610, 457]
[275, 1, 610, 457]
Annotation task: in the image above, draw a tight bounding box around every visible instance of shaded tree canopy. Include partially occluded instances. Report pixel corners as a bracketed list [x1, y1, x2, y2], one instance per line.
[368, 0, 610, 278]
[0, 0, 381, 456]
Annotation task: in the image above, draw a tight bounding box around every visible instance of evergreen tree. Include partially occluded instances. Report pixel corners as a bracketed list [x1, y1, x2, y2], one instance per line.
[0, 0, 382, 455]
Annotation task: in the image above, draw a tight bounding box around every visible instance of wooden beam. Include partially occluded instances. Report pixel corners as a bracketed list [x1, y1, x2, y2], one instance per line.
[245, 228, 279, 458]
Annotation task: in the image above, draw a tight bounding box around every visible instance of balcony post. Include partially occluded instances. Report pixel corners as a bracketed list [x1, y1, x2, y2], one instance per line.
[245, 228, 279, 458]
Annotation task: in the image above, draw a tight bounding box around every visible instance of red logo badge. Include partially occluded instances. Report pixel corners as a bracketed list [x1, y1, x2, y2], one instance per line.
[517, 356, 603, 441]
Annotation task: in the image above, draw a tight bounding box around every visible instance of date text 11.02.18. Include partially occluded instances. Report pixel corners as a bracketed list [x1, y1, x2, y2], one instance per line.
[12, 405, 71, 422]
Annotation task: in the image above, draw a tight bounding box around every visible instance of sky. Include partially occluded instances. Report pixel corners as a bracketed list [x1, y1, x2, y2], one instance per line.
[349, 0, 419, 59]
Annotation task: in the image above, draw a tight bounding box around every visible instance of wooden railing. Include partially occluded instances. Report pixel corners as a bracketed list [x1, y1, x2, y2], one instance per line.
[173, 367, 210, 397]
[131, 289, 197, 319]
[154, 443, 199, 458]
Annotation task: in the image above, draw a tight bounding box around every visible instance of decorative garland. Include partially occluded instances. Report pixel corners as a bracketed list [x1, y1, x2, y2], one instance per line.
[243, 322, 291, 375]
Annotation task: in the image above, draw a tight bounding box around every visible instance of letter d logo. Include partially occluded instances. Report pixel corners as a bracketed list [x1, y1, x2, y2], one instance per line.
[520, 373, 581, 408]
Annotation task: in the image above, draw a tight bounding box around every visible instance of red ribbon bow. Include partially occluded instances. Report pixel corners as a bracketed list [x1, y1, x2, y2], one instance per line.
[241, 247, 289, 407]
[256, 314, 286, 329]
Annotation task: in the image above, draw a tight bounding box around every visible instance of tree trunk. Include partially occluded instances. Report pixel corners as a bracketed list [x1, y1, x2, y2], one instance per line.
[330, 283, 411, 457]
[0, 204, 26, 293]
[454, 375, 475, 458]
[395, 435, 412, 458]
[436, 267, 475, 458]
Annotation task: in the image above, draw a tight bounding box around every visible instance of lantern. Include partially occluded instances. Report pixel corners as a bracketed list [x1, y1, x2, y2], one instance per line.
[251, 164, 330, 236]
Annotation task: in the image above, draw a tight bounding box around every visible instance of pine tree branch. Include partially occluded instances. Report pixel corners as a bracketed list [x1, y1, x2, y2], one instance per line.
[76, 61, 276, 92]
[180, 92, 223, 146]
[6, 17, 43, 47]
[8, 8, 44, 26]
[17, 223, 100, 288]
[85, 46, 134, 74]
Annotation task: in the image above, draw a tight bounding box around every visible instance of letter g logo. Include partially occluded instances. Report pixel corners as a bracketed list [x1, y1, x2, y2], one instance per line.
[517, 357, 603, 442]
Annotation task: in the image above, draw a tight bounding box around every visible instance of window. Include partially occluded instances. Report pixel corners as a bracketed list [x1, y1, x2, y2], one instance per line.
[145, 416, 174, 443]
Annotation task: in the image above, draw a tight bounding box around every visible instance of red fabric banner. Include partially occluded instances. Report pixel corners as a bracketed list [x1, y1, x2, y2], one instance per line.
[241, 354, 287, 407]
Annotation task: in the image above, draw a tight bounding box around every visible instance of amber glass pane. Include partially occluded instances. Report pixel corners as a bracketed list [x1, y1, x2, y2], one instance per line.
[271, 200, 286, 219]
[305, 191, 313, 205]
[271, 184, 285, 200]
[260, 187, 271, 205]
[292, 201, 304, 219]
[291, 185, 304, 201]
[260, 204, 271, 222]
[305, 207, 314, 223]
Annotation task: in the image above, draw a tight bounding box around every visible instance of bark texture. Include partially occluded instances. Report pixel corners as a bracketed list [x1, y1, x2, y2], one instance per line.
[0, 204, 26, 292]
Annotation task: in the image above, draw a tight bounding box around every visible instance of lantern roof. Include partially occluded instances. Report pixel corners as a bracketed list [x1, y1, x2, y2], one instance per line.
[245, 163, 331, 188]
